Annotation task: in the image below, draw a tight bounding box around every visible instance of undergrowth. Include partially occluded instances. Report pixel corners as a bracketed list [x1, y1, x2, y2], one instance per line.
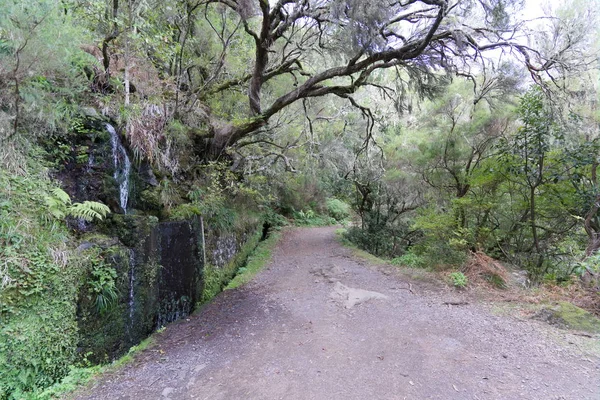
[33, 336, 156, 400]
[0, 165, 82, 398]
[292, 209, 337, 226]
[0, 155, 116, 399]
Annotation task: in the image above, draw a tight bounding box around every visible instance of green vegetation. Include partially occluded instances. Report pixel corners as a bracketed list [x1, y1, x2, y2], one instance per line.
[226, 231, 282, 290]
[45, 188, 110, 222]
[34, 335, 156, 400]
[0, 168, 77, 398]
[325, 199, 352, 222]
[449, 272, 468, 289]
[536, 302, 600, 334]
[292, 209, 337, 227]
[1, 0, 600, 397]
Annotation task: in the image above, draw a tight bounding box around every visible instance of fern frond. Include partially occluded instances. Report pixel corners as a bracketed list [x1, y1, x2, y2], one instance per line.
[44, 196, 67, 219]
[68, 201, 110, 222]
[50, 188, 72, 205]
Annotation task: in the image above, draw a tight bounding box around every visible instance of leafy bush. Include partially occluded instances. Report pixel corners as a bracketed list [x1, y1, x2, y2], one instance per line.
[408, 206, 469, 270]
[449, 271, 468, 288]
[276, 176, 327, 217]
[292, 209, 336, 226]
[325, 198, 351, 222]
[263, 209, 289, 228]
[391, 251, 427, 268]
[88, 261, 119, 315]
[343, 225, 403, 258]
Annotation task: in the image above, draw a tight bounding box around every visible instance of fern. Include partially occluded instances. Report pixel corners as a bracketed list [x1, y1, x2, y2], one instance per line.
[45, 187, 110, 222]
[51, 188, 72, 205]
[45, 196, 67, 220]
[68, 201, 110, 222]
[45, 188, 71, 220]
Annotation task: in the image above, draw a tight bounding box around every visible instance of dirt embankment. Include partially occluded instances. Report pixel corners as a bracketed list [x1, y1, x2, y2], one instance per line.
[72, 227, 600, 400]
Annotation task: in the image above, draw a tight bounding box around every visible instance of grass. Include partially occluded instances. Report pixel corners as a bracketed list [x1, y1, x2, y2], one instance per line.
[226, 231, 282, 290]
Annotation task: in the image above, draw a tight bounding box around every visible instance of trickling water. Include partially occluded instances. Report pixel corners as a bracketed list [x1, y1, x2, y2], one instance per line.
[76, 218, 88, 231]
[126, 249, 136, 340]
[86, 153, 95, 173]
[128, 249, 136, 322]
[106, 123, 131, 213]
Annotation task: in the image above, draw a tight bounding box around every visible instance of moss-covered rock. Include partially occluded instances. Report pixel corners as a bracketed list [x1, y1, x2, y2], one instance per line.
[138, 187, 162, 212]
[534, 301, 600, 334]
[77, 215, 161, 363]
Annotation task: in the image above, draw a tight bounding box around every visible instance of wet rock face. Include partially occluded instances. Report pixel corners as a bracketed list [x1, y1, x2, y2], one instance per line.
[56, 116, 260, 361]
[77, 216, 160, 363]
[157, 221, 203, 327]
[50, 120, 159, 220]
[77, 214, 259, 361]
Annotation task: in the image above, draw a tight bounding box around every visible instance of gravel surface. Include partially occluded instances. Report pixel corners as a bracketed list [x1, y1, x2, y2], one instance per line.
[72, 227, 600, 400]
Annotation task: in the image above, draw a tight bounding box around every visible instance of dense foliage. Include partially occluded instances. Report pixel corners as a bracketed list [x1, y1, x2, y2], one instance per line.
[1, 0, 599, 397]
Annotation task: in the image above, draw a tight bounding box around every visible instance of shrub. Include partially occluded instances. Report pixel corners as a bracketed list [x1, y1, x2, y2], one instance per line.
[292, 209, 336, 226]
[449, 271, 468, 288]
[263, 209, 289, 228]
[325, 198, 351, 222]
[391, 251, 426, 268]
[343, 226, 397, 257]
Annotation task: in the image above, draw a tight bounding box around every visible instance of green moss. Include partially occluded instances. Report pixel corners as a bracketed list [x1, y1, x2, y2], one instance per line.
[226, 231, 281, 290]
[537, 301, 600, 334]
[138, 188, 161, 211]
[200, 229, 262, 303]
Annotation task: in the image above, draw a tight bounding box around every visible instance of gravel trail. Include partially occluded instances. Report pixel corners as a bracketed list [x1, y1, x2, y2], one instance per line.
[73, 227, 600, 400]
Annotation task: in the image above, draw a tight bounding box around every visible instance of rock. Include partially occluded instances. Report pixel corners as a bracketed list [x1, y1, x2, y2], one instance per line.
[76, 241, 96, 252]
[139, 161, 159, 186]
[532, 301, 600, 334]
[81, 107, 99, 117]
[330, 282, 387, 309]
[511, 270, 530, 288]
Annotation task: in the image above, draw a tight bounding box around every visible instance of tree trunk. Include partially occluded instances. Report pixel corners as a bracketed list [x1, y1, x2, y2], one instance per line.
[207, 118, 267, 159]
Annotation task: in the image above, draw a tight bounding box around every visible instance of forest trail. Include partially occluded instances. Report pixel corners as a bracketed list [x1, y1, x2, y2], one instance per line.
[72, 227, 600, 400]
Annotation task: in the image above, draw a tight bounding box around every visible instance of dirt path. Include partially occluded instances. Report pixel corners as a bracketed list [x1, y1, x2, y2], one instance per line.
[73, 227, 600, 400]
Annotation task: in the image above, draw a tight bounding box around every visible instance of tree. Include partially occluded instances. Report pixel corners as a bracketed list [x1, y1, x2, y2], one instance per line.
[160, 0, 593, 158]
[0, 0, 92, 165]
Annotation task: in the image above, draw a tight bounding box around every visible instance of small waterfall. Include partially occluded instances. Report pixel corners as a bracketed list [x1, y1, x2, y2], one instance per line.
[106, 123, 131, 213]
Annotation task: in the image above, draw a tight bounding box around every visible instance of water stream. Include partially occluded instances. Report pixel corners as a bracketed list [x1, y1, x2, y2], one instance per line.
[127, 249, 136, 335]
[106, 123, 131, 213]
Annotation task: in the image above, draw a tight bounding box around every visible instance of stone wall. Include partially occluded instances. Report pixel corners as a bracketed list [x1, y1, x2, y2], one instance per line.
[77, 215, 260, 362]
